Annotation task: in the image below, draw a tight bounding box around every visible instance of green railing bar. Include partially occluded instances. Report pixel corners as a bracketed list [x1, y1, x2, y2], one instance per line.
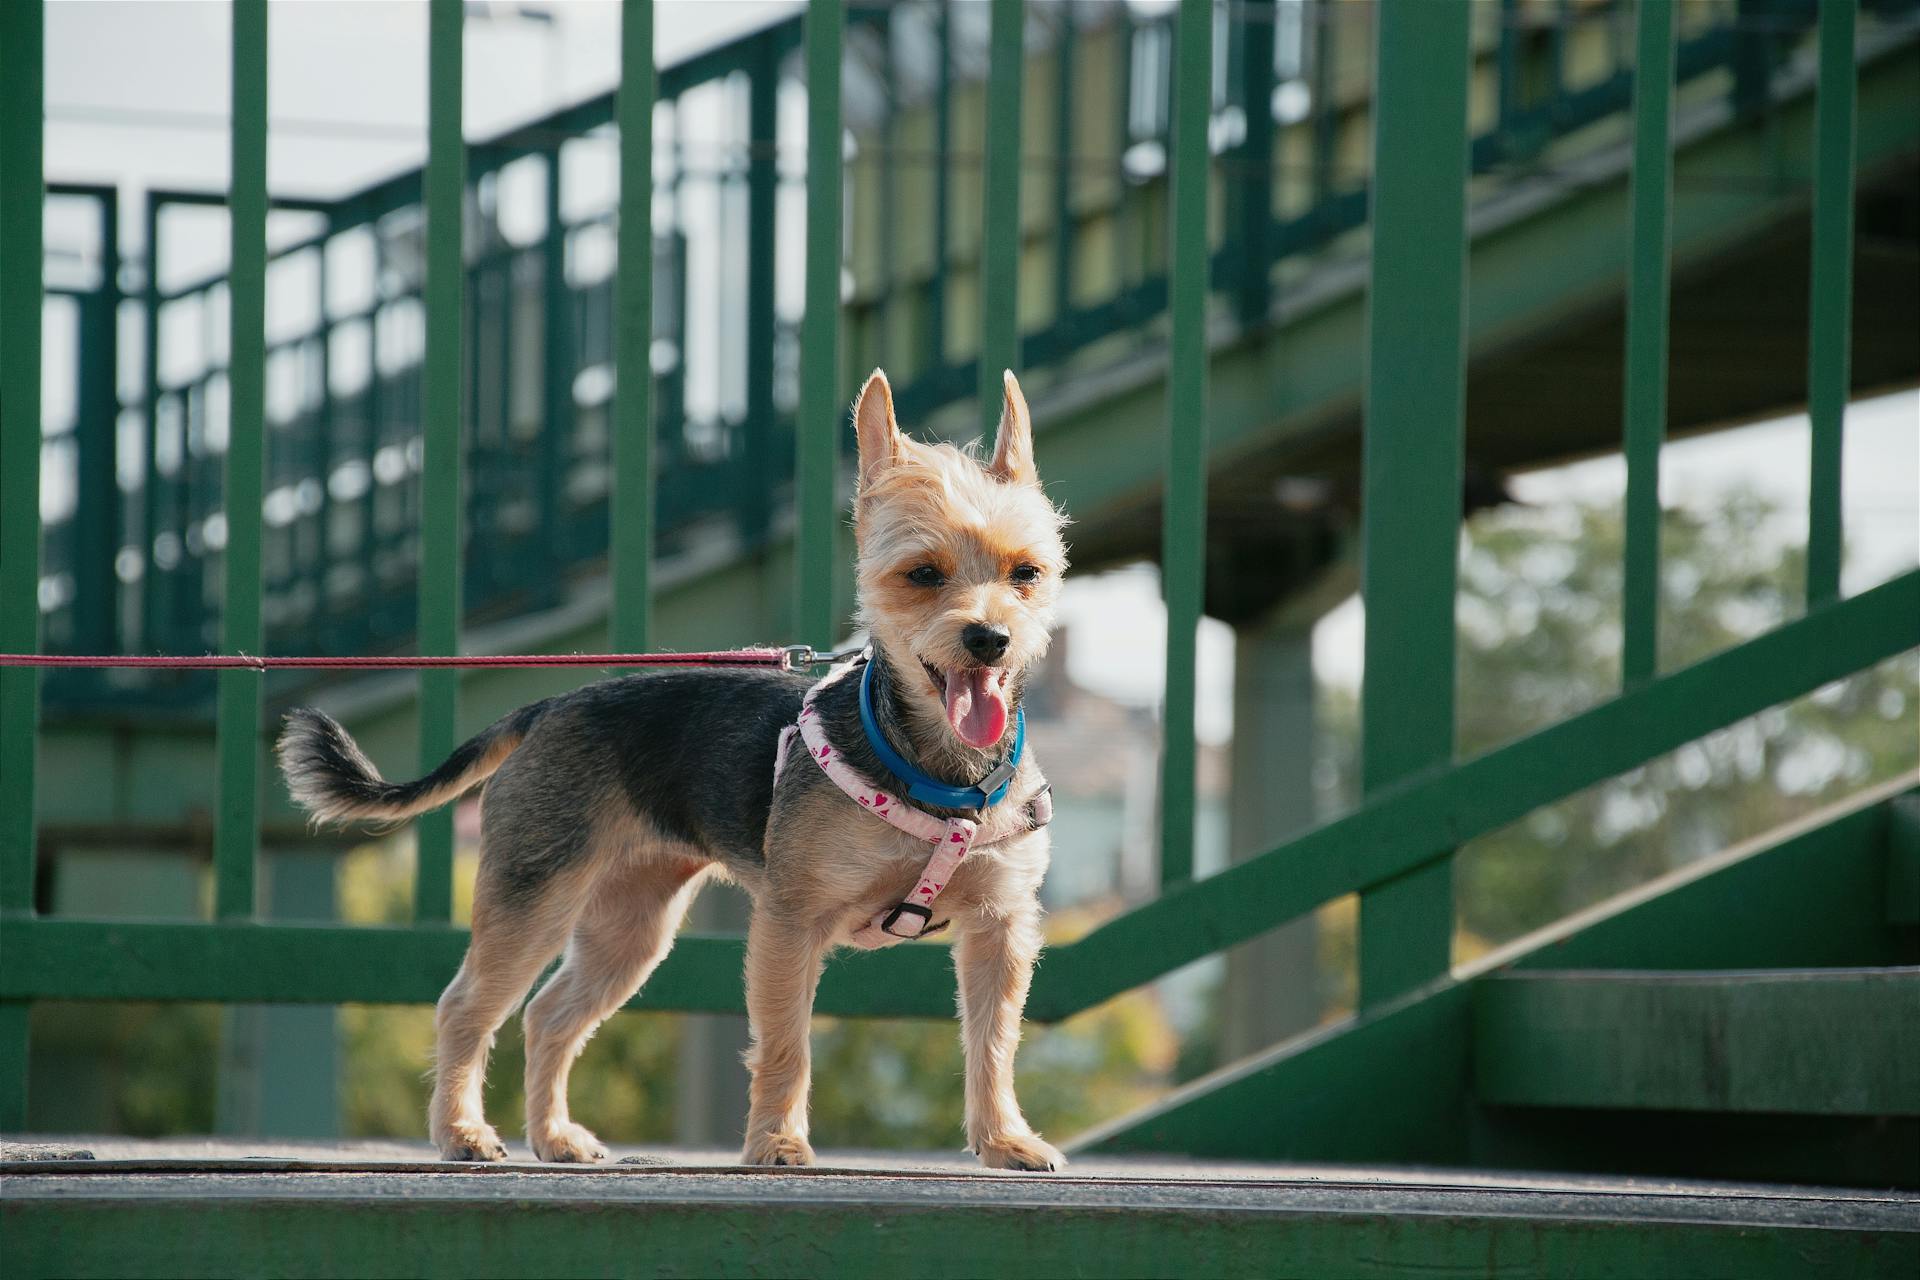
[1805, 0, 1857, 610]
[415, 0, 465, 924]
[1034, 569, 1920, 1021]
[0, 0, 45, 1135]
[0, 0, 45, 918]
[1156, 0, 1211, 890]
[795, 0, 843, 649]
[0, 922, 958, 1021]
[213, 0, 268, 922]
[6, 573, 1914, 1024]
[1621, 0, 1676, 690]
[1355, 0, 1472, 1008]
[610, 0, 655, 653]
[978, 0, 1024, 444]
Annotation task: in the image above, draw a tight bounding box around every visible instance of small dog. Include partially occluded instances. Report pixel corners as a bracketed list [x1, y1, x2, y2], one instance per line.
[277, 369, 1070, 1171]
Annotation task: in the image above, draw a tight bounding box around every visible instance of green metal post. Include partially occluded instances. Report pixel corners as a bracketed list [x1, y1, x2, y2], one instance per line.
[0, 0, 45, 913]
[1356, 0, 1471, 1008]
[215, 0, 268, 922]
[540, 145, 569, 594]
[73, 196, 121, 655]
[929, 0, 952, 369]
[1621, 0, 1674, 690]
[610, 0, 654, 654]
[1311, 1, 1337, 207]
[796, 0, 843, 649]
[141, 195, 164, 651]
[1234, 3, 1275, 327]
[743, 33, 778, 551]
[1051, 4, 1076, 324]
[1805, 0, 1855, 610]
[0, 0, 46, 1134]
[1157, 0, 1211, 890]
[978, 0, 1025, 444]
[416, 0, 465, 924]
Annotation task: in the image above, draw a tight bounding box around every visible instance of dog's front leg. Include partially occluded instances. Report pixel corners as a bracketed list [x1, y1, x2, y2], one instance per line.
[955, 900, 1065, 1171]
[741, 911, 827, 1166]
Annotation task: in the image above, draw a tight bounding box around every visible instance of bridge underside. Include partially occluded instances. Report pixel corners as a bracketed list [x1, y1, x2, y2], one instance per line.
[4, 1141, 1915, 1280]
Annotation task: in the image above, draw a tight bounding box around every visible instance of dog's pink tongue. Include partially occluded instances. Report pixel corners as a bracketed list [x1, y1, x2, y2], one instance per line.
[943, 668, 1009, 748]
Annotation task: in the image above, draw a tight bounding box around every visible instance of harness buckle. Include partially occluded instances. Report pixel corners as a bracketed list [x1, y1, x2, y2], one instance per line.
[879, 901, 934, 938]
[975, 757, 1018, 799]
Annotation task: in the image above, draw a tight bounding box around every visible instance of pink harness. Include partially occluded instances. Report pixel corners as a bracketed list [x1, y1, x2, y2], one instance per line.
[775, 654, 1050, 950]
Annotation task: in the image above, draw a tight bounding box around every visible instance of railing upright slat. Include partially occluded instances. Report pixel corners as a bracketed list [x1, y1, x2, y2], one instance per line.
[796, 0, 844, 648]
[1805, 0, 1857, 610]
[978, 0, 1025, 443]
[1157, 0, 1212, 890]
[416, 0, 466, 924]
[1356, 0, 1472, 1008]
[214, 0, 268, 921]
[0, 0, 46, 916]
[610, 0, 655, 653]
[0, 0, 47, 1134]
[1621, 0, 1676, 690]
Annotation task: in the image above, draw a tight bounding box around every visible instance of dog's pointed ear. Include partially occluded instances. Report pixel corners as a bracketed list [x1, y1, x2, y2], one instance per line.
[854, 368, 902, 487]
[988, 370, 1037, 485]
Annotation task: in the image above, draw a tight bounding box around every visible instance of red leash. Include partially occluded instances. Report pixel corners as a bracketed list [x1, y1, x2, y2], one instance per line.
[0, 645, 846, 674]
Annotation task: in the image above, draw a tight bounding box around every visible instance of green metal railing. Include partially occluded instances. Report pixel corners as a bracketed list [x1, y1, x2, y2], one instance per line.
[3, 0, 1917, 1140]
[27, 0, 1792, 707]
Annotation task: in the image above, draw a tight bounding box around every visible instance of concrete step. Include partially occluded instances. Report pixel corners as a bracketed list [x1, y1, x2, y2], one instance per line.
[4, 1140, 1916, 1279]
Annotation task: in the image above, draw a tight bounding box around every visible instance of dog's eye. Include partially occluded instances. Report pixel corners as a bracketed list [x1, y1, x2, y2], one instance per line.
[1009, 563, 1041, 585]
[905, 565, 946, 588]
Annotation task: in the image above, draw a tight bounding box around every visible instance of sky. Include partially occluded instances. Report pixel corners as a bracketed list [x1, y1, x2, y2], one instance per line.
[41, 1, 1920, 740]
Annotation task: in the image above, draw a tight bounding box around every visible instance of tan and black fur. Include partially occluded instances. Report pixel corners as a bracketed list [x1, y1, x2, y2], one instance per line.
[277, 369, 1070, 1170]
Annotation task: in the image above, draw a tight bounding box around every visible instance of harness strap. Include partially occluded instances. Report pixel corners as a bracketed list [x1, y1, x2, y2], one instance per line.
[782, 656, 1048, 949]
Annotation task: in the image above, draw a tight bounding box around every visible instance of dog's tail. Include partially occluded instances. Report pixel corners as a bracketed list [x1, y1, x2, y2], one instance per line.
[276, 700, 550, 828]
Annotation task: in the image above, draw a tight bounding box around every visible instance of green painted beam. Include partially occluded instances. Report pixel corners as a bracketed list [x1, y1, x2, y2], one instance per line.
[0, 0, 46, 915]
[415, 0, 466, 926]
[1473, 966, 1920, 1117]
[1155, 0, 1209, 890]
[1620, 0, 1675, 689]
[795, 0, 843, 649]
[1356, 0, 1472, 1008]
[609, 0, 655, 654]
[214, 0, 268, 922]
[1075, 781, 1907, 1159]
[1805, 0, 1858, 609]
[0, 919, 957, 1020]
[10, 1174, 1913, 1280]
[977, 0, 1024, 443]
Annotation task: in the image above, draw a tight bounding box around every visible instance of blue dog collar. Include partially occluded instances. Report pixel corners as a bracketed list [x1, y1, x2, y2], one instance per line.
[858, 655, 1024, 810]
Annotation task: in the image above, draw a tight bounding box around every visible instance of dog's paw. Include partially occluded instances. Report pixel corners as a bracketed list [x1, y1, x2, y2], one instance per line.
[437, 1122, 509, 1163]
[531, 1122, 609, 1165]
[975, 1132, 1065, 1172]
[742, 1131, 816, 1167]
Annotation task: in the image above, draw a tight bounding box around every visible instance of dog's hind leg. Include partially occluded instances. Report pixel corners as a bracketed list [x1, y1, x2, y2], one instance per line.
[523, 853, 710, 1163]
[430, 852, 597, 1162]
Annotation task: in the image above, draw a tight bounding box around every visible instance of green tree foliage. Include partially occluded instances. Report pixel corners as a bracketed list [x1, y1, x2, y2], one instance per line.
[1310, 491, 1917, 1009]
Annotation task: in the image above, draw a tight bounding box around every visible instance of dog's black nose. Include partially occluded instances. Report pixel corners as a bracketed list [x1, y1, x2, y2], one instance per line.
[961, 622, 1011, 664]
